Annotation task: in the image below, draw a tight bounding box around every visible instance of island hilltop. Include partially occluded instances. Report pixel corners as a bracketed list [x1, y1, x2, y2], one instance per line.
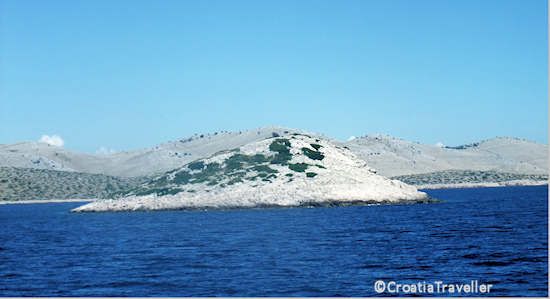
[72, 133, 433, 212]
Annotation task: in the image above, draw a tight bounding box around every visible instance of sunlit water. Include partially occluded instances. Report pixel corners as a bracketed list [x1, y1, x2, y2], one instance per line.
[0, 185, 547, 296]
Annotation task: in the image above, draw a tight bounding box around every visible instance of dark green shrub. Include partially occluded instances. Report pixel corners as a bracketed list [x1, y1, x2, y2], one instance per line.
[188, 161, 205, 170]
[285, 173, 293, 177]
[206, 162, 221, 172]
[225, 154, 245, 171]
[289, 163, 309, 172]
[152, 175, 168, 186]
[269, 138, 291, 153]
[310, 143, 322, 150]
[270, 152, 292, 165]
[227, 177, 243, 185]
[136, 187, 183, 196]
[250, 154, 269, 163]
[306, 172, 318, 178]
[302, 148, 324, 160]
[173, 171, 192, 184]
[253, 164, 278, 173]
[315, 164, 326, 169]
[269, 139, 292, 165]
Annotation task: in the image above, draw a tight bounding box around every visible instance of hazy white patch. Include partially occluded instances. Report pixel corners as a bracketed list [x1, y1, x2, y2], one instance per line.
[96, 146, 117, 155]
[39, 135, 64, 147]
[347, 136, 356, 141]
[435, 142, 445, 148]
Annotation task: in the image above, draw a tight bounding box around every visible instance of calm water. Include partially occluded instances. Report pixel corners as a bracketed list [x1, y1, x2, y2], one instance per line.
[0, 186, 547, 297]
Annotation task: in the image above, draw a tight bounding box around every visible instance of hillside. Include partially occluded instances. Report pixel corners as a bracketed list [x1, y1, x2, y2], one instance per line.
[0, 126, 307, 177]
[1, 127, 547, 198]
[0, 167, 145, 201]
[392, 170, 547, 189]
[72, 134, 433, 212]
[343, 135, 548, 177]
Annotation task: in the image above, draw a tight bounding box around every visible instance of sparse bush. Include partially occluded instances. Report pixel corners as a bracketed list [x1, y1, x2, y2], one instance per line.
[250, 154, 269, 163]
[173, 171, 192, 184]
[289, 163, 309, 172]
[306, 172, 317, 178]
[270, 152, 292, 165]
[302, 148, 324, 160]
[269, 138, 291, 153]
[188, 161, 205, 170]
[227, 177, 243, 185]
[253, 165, 278, 173]
[310, 143, 322, 150]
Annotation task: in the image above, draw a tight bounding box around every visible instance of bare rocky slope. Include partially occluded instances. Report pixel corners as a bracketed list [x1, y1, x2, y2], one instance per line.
[0, 127, 547, 201]
[342, 134, 547, 177]
[0, 127, 306, 177]
[72, 133, 433, 212]
[0, 167, 145, 201]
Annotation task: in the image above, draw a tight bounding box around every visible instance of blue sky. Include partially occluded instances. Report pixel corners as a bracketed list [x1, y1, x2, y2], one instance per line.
[1, 0, 547, 153]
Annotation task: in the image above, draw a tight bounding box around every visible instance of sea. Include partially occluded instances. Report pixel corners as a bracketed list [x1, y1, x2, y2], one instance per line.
[0, 185, 547, 297]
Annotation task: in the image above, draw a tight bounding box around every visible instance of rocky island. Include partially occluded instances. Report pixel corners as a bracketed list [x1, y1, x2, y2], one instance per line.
[72, 133, 433, 212]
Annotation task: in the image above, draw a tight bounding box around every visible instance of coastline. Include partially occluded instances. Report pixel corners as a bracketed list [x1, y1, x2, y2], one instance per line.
[1, 181, 547, 205]
[0, 199, 95, 205]
[416, 180, 548, 190]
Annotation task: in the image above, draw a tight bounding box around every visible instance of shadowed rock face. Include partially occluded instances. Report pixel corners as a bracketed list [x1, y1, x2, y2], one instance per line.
[72, 134, 431, 212]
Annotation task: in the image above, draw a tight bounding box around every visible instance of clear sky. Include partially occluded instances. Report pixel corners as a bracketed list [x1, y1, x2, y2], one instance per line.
[1, 0, 547, 153]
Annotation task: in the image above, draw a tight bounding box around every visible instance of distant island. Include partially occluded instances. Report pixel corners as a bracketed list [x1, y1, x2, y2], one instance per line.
[0, 126, 547, 205]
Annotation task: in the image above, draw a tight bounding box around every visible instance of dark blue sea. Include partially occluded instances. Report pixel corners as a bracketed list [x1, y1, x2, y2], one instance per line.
[0, 185, 547, 297]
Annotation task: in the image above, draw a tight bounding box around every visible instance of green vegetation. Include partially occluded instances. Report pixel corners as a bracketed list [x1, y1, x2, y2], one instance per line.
[135, 187, 183, 196]
[225, 154, 247, 171]
[288, 163, 309, 172]
[285, 173, 293, 177]
[173, 171, 192, 184]
[253, 165, 278, 173]
[269, 138, 292, 165]
[315, 164, 326, 169]
[269, 138, 291, 152]
[302, 147, 324, 160]
[227, 177, 243, 185]
[310, 143, 322, 150]
[306, 172, 318, 178]
[392, 170, 548, 186]
[0, 167, 149, 201]
[187, 161, 205, 170]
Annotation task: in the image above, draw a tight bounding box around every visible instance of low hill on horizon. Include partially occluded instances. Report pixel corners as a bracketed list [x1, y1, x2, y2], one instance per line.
[0, 126, 547, 179]
[343, 134, 548, 177]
